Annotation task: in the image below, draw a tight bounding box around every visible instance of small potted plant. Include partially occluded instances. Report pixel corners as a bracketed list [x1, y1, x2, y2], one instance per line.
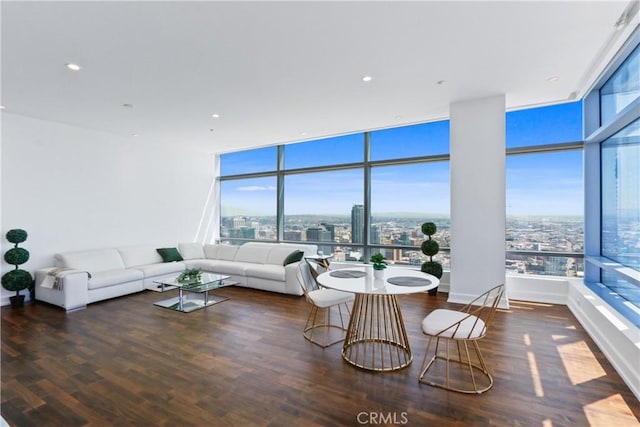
[420, 222, 443, 295]
[177, 268, 202, 284]
[2, 229, 33, 308]
[369, 252, 387, 279]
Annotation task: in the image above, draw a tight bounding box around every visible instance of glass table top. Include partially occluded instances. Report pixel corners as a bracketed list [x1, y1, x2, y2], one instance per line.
[153, 272, 236, 313]
[153, 272, 231, 291]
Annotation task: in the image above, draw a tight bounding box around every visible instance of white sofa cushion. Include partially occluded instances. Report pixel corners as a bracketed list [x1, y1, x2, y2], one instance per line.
[279, 243, 318, 257]
[235, 244, 270, 264]
[266, 246, 302, 266]
[55, 249, 125, 273]
[210, 260, 248, 276]
[89, 268, 143, 290]
[203, 244, 219, 259]
[133, 262, 185, 278]
[245, 264, 285, 281]
[178, 242, 205, 260]
[118, 245, 164, 268]
[216, 245, 239, 261]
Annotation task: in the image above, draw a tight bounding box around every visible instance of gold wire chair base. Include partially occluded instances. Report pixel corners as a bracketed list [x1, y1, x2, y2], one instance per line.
[342, 340, 411, 372]
[418, 338, 494, 394]
[342, 294, 412, 372]
[303, 304, 350, 348]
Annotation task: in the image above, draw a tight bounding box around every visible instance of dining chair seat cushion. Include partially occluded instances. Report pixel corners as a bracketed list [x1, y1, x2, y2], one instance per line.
[308, 288, 354, 308]
[422, 309, 486, 339]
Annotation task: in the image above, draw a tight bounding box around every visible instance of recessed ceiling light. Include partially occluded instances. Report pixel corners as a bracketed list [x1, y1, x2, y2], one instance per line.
[0, 105, 5, 110]
[66, 63, 81, 71]
[362, 76, 372, 82]
[547, 76, 559, 83]
[300, 132, 307, 136]
[211, 113, 220, 118]
[131, 133, 138, 137]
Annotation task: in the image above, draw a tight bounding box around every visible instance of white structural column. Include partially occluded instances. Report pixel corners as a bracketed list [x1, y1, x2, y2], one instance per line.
[449, 95, 507, 306]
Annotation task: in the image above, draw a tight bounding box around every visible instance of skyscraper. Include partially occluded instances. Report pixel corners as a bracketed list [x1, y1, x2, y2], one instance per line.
[306, 226, 333, 255]
[284, 230, 302, 241]
[370, 225, 380, 244]
[229, 227, 255, 239]
[320, 223, 336, 241]
[233, 217, 247, 228]
[351, 204, 364, 244]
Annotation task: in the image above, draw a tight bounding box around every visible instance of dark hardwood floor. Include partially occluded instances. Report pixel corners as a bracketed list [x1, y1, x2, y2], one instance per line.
[2, 287, 639, 426]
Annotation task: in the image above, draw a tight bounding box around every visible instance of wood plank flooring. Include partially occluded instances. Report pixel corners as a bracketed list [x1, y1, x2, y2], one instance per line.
[2, 287, 639, 426]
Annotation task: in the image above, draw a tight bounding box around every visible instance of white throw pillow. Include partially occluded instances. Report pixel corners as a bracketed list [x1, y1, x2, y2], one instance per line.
[178, 242, 205, 260]
[216, 245, 239, 261]
[266, 246, 301, 265]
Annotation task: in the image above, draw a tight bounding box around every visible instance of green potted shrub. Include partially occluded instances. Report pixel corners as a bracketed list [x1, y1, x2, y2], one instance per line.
[420, 222, 443, 296]
[370, 252, 387, 279]
[2, 229, 33, 307]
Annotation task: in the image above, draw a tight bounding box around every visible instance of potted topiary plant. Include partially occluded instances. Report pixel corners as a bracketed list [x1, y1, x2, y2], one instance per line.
[370, 252, 387, 279]
[2, 229, 33, 308]
[420, 222, 443, 296]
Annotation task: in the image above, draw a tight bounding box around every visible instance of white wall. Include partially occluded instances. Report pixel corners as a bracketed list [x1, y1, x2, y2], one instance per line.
[449, 95, 507, 306]
[1, 113, 218, 304]
[506, 274, 569, 304]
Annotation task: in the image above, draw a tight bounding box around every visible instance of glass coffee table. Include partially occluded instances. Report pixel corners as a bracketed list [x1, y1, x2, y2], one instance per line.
[153, 272, 237, 313]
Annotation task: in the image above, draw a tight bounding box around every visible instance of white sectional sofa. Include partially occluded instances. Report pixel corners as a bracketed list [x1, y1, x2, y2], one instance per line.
[34, 242, 318, 311]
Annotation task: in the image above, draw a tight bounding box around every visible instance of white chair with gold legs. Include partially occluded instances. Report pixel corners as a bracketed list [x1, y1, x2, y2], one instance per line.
[296, 262, 354, 348]
[418, 284, 505, 394]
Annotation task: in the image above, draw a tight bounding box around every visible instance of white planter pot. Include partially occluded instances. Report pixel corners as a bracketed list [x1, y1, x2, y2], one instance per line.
[373, 269, 385, 279]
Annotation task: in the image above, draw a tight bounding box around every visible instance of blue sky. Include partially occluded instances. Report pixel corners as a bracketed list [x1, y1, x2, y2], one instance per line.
[221, 101, 584, 216]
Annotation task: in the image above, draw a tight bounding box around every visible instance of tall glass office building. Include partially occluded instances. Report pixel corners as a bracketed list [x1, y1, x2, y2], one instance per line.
[351, 204, 364, 244]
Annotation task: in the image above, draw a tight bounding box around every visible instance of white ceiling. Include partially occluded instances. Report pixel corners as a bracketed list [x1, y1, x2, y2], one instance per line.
[1, 1, 638, 154]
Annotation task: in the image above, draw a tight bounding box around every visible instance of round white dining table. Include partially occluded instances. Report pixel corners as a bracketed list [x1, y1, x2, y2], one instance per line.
[317, 266, 439, 372]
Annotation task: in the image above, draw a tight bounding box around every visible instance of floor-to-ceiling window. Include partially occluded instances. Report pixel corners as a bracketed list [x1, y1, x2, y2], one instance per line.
[219, 122, 451, 265]
[585, 37, 639, 326]
[282, 133, 365, 260]
[219, 146, 278, 244]
[219, 104, 584, 278]
[505, 101, 584, 277]
[368, 122, 450, 269]
[283, 168, 364, 259]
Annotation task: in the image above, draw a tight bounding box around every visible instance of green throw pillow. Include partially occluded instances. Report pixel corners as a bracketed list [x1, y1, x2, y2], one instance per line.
[283, 250, 304, 266]
[157, 247, 184, 262]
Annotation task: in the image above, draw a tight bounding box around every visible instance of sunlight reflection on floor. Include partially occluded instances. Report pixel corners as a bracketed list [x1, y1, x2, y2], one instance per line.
[584, 394, 640, 426]
[524, 333, 544, 397]
[527, 351, 544, 397]
[557, 340, 606, 385]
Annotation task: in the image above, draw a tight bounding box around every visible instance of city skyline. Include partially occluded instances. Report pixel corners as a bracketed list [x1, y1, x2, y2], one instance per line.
[220, 212, 585, 277]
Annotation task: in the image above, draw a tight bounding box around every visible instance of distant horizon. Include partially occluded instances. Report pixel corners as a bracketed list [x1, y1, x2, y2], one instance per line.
[221, 210, 584, 219]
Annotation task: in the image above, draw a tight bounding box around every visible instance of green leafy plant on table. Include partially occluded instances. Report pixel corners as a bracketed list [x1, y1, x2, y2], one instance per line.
[369, 252, 388, 270]
[177, 268, 202, 284]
